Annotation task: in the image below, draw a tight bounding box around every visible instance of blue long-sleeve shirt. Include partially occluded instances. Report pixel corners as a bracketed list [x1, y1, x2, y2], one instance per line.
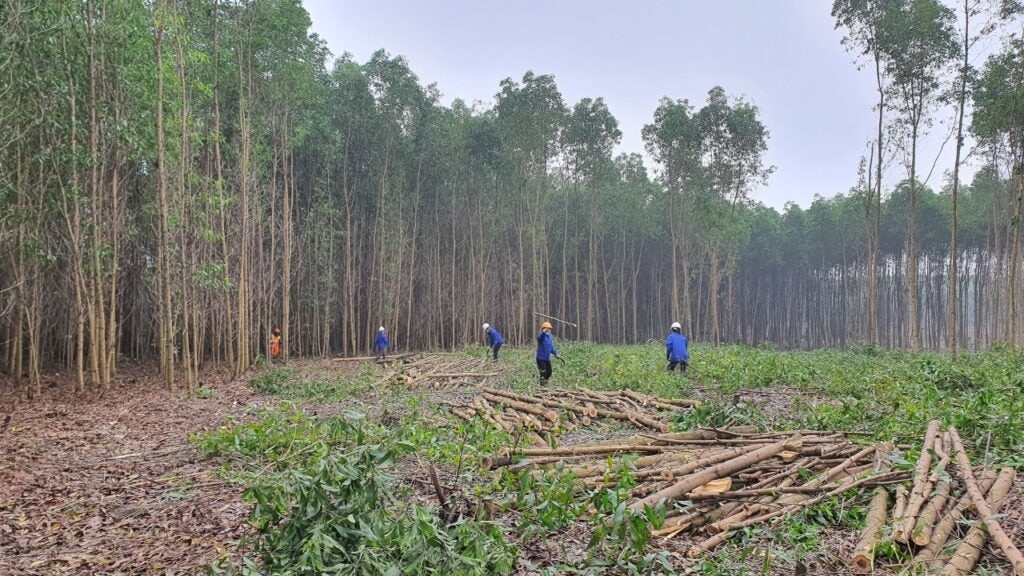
[666, 332, 689, 362]
[536, 331, 558, 361]
[375, 332, 389, 351]
[486, 327, 504, 347]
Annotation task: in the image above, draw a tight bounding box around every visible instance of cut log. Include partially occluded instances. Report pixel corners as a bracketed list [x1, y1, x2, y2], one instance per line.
[892, 485, 908, 536]
[628, 435, 801, 513]
[901, 428, 950, 543]
[423, 372, 499, 378]
[911, 477, 952, 546]
[686, 480, 900, 502]
[942, 467, 1017, 576]
[914, 470, 998, 569]
[688, 530, 734, 558]
[729, 470, 906, 532]
[895, 420, 940, 543]
[631, 444, 771, 481]
[852, 487, 888, 573]
[591, 406, 669, 432]
[567, 450, 698, 479]
[616, 389, 700, 411]
[484, 387, 640, 426]
[654, 502, 741, 539]
[708, 503, 763, 534]
[514, 444, 665, 458]
[482, 393, 559, 423]
[948, 427, 1024, 575]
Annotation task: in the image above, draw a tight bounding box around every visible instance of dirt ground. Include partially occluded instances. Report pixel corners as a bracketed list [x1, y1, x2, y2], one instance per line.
[0, 364, 264, 575]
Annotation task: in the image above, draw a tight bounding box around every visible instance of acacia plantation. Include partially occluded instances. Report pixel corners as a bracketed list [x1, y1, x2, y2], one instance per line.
[2, 0, 1024, 398]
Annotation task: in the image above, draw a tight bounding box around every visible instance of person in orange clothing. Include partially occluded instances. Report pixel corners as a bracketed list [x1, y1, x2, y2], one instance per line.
[270, 327, 282, 359]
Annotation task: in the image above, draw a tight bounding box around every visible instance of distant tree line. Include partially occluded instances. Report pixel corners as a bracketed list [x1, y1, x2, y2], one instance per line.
[1, 0, 1022, 396]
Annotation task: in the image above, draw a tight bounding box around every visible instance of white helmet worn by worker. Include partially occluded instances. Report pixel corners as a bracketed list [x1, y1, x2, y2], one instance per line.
[671, 322, 681, 330]
[379, 326, 385, 332]
[482, 323, 490, 330]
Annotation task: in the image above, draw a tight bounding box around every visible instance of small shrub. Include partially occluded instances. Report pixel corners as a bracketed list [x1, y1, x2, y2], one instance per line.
[250, 368, 294, 395]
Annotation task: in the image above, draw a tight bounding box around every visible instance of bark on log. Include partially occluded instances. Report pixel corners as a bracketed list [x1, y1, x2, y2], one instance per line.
[902, 429, 950, 543]
[567, 450, 698, 479]
[915, 470, 997, 569]
[616, 389, 700, 410]
[653, 502, 740, 539]
[729, 470, 905, 531]
[688, 530, 734, 558]
[942, 468, 1016, 576]
[892, 484, 909, 534]
[629, 435, 801, 513]
[948, 427, 1024, 575]
[852, 487, 889, 573]
[424, 372, 498, 378]
[591, 406, 669, 432]
[630, 444, 771, 482]
[895, 420, 940, 543]
[911, 477, 952, 546]
[482, 393, 558, 423]
[514, 444, 666, 457]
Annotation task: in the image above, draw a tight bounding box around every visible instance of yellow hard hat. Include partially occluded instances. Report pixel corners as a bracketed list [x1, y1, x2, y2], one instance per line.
[540, 321, 553, 330]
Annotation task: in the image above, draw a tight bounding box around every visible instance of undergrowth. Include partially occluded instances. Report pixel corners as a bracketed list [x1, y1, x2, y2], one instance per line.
[226, 343, 1024, 573]
[199, 405, 516, 575]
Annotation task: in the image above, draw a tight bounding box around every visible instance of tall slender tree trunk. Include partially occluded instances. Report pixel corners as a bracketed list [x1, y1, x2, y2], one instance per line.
[870, 47, 884, 347]
[949, 0, 970, 357]
[908, 124, 921, 351]
[282, 119, 293, 362]
[154, 3, 175, 390]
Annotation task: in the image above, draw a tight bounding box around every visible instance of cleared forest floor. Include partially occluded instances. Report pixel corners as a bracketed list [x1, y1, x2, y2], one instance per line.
[2, 345, 1023, 575]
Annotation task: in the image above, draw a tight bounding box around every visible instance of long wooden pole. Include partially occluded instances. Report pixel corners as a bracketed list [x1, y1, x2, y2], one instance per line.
[948, 427, 1024, 575]
[533, 312, 578, 328]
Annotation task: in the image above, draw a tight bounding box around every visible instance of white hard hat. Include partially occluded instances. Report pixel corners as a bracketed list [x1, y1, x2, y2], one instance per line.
[482, 323, 490, 330]
[379, 326, 385, 332]
[671, 322, 681, 330]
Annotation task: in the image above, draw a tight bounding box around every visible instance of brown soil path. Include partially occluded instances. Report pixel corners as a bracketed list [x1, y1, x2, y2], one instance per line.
[0, 365, 266, 575]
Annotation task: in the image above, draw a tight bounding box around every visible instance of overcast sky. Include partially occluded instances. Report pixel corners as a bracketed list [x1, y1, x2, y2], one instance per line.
[302, 0, 978, 211]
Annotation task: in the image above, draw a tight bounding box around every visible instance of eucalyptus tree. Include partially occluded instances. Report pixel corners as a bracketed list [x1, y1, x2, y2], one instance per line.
[946, 0, 997, 356]
[833, 0, 902, 347]
[562, 97, 621, 339]
[693, 87, 771, 344]
[642, 98, 702, 325]
[323, 56, 376, 354]
[882, 0, 958, 350]
[494, 72, 566, 340]
[362, 50, 427, 348]
[973, 37, 1024, 345]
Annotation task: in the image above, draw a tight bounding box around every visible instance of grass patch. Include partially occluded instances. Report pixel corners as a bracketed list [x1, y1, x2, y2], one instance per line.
[200, 405, 517, 575]
[230, 343, 1024, 574]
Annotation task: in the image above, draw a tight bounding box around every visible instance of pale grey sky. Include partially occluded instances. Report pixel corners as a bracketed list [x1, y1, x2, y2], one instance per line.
[302, 0, 978, 211]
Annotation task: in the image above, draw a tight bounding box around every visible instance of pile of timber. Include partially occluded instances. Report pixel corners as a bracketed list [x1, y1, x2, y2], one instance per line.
[852, 420, 1023, 575]
[482, 418, 1024, 573]
[445, 387, 700, 443]
[487, 427, 908, 557]
[335, 352, 500, 388]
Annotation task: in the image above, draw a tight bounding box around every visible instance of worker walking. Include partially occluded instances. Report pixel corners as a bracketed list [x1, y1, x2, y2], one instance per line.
[375, 326, 389, 361]
[666, 322, 689, 373]
[536, 321, 559, 384]
[483, 323, 503, 362]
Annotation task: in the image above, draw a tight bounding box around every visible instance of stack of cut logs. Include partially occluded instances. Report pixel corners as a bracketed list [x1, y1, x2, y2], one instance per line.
[445, 387, 700, 446]
[480, 417, 1023, 573]
[336, 353, 501, 388]
[486, 426, 906, 557]
[853, 420, 1023, 575]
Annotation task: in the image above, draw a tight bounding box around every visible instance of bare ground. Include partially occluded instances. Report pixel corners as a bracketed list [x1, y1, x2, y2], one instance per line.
[0, 364, 264, 575]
